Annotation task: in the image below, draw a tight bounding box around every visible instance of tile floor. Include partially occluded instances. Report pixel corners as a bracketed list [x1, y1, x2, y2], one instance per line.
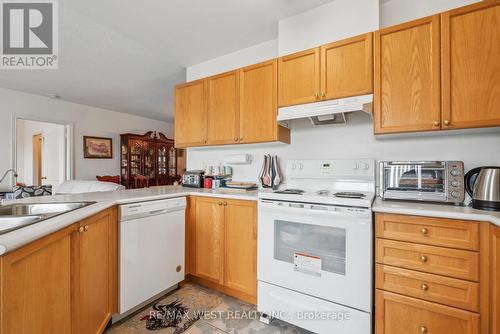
[107, 283, 312, 334]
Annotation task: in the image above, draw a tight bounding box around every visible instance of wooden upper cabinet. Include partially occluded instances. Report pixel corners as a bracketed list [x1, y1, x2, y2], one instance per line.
[224, 199, 257, 300]
[441, 0, 500, 130]
[175, 80, 207, 147]
[240, 59, 288, 144]
[207, 70, 240, 145]
[374, 15, 441, 134]
[74, 208, 117, 334]
[195, 197, 224, 283]
[278, 48, 320, 107]
[321, 33, 373, 100]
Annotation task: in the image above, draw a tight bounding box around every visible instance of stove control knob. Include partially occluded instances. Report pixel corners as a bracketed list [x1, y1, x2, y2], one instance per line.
[298, 163, 304, 170]
[451, 191, 460, 198]
[291, 163, 297, 170]
[353, 163, 359, 170]
[450, 169, 460, 176]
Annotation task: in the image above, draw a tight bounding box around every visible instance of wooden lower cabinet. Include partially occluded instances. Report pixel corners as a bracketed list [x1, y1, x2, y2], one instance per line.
[73, 208, 118, 334]
[194, 197, 224, 283]
[376, 290, 480, 334]
[188, 196, 257, 304]
[0, 207, 118, 334]
[491, 226, 500, 334]
[224, 199, 257, 298]
[375, 213, 497, 334]
[0, 224, 75, 334]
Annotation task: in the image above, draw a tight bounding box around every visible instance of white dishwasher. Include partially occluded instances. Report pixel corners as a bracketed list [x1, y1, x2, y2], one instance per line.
[116, 197, 186, 320]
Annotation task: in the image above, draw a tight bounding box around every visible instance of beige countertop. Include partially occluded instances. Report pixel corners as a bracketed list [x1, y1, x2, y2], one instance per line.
[0, 186, 259, 255]
[372, 197, 500, 227]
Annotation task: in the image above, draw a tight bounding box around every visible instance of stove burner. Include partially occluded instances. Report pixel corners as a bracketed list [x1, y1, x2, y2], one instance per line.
[334, 192, 366, 199]
[274, 189, 304, 195]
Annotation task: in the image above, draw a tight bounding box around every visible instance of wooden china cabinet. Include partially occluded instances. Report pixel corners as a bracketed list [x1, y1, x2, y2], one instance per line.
[120, 131, 179, 188]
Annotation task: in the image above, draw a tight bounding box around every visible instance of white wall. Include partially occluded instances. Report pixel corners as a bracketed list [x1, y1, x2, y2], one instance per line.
[278, 0, 379, 55]
[185, 0, 500, 184]
[380, 0, 480, 27]
[186, 39, 278, 82]
[0, 87, 173, 190]
[187, 114, 500, 183]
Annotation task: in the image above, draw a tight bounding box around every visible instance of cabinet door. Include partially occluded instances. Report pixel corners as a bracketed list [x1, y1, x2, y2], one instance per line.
[207, 70, 240, 145]
[175, 80, 207, 147]
[278, 48, 320, 107]
[185, 196, 196, 276]
[376, 290, 479, 334]
[492, 226, 500, 334]
[0, 225, 75, 334]
[441, 1, 500, 130]
[239, 60, 279, 143]
[321, 33, 373, 100]
[195, 197, 224, 283]
[374, 15, 441, 134]
[224, 199, 257, 299]
[74, 208, 117, 334]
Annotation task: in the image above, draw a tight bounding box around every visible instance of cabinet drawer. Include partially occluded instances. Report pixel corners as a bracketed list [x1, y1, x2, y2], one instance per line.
[376, 239, 479, 281]
[376, 290, 479, 334]
[376, 264, 479, 312]
[376, 213, 479, 250]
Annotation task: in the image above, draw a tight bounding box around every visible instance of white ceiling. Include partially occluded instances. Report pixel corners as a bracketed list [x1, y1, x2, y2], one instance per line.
[0, 0, 333, 122]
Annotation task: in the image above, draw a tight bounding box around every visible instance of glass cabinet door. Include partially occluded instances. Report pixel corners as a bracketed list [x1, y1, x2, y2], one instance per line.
[168, 147, 176, 177]
[129, 140, 144, 177]
[144, 141, 155, 180]
[157, 145, 167, 177]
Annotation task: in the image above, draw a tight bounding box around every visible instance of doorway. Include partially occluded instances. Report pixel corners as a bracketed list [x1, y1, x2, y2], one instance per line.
[32, 134, 43, 185]
[15, 119, 70, 189]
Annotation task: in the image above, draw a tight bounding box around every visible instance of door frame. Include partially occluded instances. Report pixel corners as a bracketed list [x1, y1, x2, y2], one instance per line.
[32, 133, 43, 185]
[11, 113, 74, 187]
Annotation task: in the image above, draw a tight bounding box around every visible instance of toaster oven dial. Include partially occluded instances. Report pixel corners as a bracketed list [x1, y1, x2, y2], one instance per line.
[451, 191, 461, 198]
[450, 169, 460, 176]
[451, 180, 460, 187]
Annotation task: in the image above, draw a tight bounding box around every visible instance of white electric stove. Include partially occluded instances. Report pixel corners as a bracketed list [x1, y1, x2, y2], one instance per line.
[257, 159, 375, 334]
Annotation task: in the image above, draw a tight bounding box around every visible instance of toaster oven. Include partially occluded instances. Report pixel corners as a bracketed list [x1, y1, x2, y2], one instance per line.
[182, 170, 204, 188]
[379, 161, 465, 204]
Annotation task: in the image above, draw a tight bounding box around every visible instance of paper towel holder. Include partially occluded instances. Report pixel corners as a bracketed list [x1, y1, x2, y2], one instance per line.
[224, 154, 252, 165]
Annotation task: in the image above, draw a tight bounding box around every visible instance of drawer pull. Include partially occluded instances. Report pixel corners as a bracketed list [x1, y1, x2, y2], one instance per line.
[420, 326, 428, 333]
[420, 255, 428, 263]
[420, 228, 429, 235]
[421, 283, 429, 291]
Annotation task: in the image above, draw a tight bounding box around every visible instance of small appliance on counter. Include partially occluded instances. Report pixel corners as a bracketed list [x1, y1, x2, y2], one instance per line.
[182, 170, 204, 188]
[465, 166, 500, 211]
[379, 161, 465, 204]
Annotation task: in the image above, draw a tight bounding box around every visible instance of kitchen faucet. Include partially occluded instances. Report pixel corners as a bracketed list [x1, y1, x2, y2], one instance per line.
[0, 169, 18, 184]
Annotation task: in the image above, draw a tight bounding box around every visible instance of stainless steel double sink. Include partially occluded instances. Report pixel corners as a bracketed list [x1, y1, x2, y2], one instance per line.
[0, 202, 95, 235]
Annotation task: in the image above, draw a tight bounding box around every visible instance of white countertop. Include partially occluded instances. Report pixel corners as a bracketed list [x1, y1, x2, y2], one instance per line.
[3, 188, 500, 255]
[372, 197, 500, 227]
[0, 186, 259, 255]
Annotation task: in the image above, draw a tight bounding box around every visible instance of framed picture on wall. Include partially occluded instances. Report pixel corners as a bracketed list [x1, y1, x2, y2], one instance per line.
[83, 136, 113, 159]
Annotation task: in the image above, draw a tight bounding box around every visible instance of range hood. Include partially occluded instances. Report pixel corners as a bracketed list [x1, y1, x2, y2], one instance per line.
[277, 94, 373, 125]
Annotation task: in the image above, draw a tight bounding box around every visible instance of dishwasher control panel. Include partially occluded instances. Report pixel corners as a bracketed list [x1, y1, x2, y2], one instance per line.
[119, 197, 186, 222]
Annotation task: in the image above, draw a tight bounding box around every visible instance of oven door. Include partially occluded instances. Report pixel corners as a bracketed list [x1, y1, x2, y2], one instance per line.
[258, 199, 372, 312]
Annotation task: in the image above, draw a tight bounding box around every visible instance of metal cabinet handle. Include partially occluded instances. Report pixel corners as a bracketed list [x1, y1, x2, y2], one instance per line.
[315, 93, 319, 100]
[321, 91, 326, 98]
[234, 138, 239, 142]
[421, 228, 429, 235]
[420, 326, 428, 333]
[433, 121, 440, 127]
[420, 255, 428, 263]
[223, 202, 228, 206]
[84, 225, 89, 232]
[444, 120, 450, 126]
[421, 283, 429, 291]
[218, 202, 223, 206]
[78, 226, 84, 233]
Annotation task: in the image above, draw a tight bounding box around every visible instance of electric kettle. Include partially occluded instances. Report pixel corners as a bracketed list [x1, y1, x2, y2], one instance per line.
[464, 167, 500, 211]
